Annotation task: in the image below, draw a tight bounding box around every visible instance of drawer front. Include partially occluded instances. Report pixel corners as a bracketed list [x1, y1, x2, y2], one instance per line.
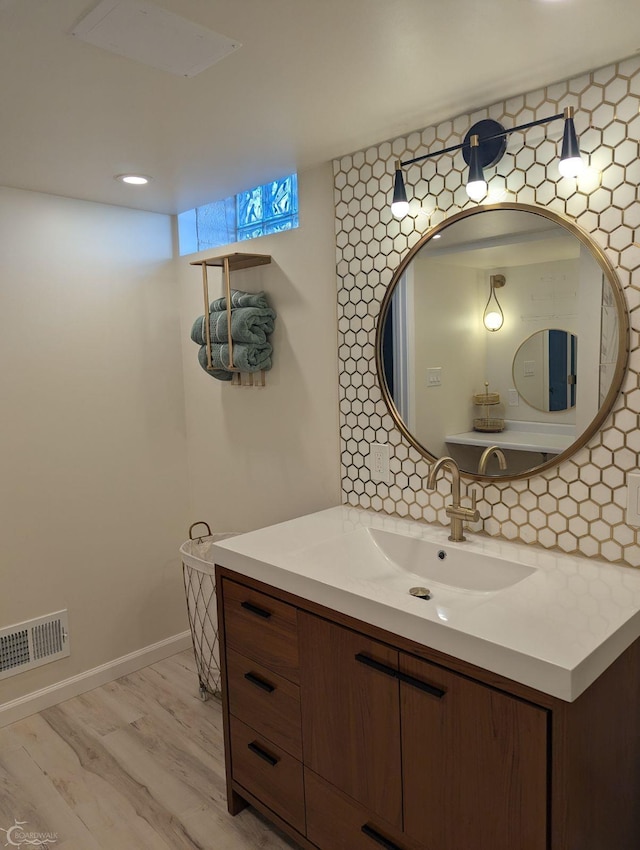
[230, 717, 305, 835]
[222, 579, 299, 683]
[227, 648, 302, 760]
[305, 768, 420, 850]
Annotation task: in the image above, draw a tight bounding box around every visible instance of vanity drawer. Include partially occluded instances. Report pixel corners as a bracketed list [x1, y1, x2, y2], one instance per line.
[230, 716, 305, 835]
[222, 579, 299, 683]
[227, 648, 302, 760]
[305, 768, 420, 850]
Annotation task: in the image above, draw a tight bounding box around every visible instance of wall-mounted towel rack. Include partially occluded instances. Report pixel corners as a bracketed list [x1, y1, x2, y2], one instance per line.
[190, 252, 272, 386]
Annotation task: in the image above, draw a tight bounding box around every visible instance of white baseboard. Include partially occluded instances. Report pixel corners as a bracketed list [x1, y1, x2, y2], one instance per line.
[0, 630, 192, 728]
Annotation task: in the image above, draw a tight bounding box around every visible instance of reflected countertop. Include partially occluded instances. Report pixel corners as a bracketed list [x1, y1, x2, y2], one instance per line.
[446, 419, 575, 454]
[445, 430, 574, 454]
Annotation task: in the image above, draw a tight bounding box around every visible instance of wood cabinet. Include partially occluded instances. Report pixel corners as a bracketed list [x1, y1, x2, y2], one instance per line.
[216, 568, 640, 850]
[300, 612, 547, 850]
[399, 653, 548, 850]
[299, 612, 402, 828]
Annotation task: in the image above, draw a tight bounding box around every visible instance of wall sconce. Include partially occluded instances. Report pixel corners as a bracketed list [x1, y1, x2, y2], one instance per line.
[391, 107, 585, 216]
[483, 274, 506, 332]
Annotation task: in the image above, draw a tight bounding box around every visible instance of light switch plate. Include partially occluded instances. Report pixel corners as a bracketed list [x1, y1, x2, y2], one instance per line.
[627, 472, 640, 527]
[370, 443, 390, 483]
[426, 367, 442, 387]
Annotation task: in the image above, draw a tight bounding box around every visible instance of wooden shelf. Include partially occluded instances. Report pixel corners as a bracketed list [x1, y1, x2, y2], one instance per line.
[192, 251, 272, 385]
[190, 252, 271, 272]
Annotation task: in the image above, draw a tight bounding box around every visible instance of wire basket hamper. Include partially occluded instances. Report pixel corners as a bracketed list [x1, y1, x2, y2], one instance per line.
[181, 522, 239, 701]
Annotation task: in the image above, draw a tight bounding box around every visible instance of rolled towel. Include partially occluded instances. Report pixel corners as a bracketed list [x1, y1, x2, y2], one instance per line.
[190, 306, 276, 345]
[196, 352, 234, 381]
[197, 341, 272, 375]
[209, 289, 270, 311]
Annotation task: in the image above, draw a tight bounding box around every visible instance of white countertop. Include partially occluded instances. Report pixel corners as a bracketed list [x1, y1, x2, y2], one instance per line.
[445, 430, 574, 454]
[183, 506, 640, 702]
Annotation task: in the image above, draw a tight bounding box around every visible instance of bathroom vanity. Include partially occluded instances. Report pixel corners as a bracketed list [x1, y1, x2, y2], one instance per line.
[191, 507, 640, 850]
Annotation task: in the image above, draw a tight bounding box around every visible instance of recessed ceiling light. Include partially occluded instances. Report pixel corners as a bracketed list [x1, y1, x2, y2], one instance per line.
[115, 174, 151, 185]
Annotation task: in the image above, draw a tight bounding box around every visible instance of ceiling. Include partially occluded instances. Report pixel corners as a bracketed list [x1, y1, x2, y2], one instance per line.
[1, 0, 639, 215]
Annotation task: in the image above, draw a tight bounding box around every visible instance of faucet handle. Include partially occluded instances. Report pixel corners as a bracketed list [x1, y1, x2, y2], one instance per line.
[467, 486, 480, 525]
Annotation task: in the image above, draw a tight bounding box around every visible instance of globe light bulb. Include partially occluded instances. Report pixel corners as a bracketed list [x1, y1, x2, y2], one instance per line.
[558, 156, 586, 178]
[466, 179, 488, 202]
[483, 310, 503, 331]
[391, 199, 410, 218]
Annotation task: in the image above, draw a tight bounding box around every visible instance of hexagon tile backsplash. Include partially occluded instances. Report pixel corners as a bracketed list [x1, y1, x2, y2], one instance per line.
[334, 54, 640, 567]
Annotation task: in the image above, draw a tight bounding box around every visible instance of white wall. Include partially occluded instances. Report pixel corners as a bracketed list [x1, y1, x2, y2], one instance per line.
[484, 258, 579, 425]
[0, 187, 190, 703]
[576, 248, 606, 433]
[412, 260, 484, 456]
[178, 164, 341, 531]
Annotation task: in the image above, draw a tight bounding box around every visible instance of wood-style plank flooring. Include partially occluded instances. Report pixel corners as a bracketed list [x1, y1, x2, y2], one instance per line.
[0, 650, 299, 849]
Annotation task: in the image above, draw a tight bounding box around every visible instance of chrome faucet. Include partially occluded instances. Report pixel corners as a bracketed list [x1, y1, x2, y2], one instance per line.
[478, 446, 508, 476]
[426, 456, 479, 542]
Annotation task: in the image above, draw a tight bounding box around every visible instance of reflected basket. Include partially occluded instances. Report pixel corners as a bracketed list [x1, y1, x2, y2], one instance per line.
[473, 417, 505, 433]
[473, 381, 504, 433]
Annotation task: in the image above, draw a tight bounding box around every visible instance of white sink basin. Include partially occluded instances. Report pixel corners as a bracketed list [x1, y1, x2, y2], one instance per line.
[367, 528, 536, 592]
[296, 527, 536, 594]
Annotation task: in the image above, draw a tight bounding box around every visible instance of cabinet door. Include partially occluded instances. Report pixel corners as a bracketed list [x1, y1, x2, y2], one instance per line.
[400, 653, 548, 850]
[299, 612, 403, 828]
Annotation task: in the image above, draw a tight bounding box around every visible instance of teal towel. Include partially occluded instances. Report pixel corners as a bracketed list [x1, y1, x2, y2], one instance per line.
[197, 342, 272, 376]
[191, 306, 276, 345]
[209, 289, 270, 311]
[196, 352, 234, 381]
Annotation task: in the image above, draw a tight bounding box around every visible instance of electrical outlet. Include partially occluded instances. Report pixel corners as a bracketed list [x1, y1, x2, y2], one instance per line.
[627, 472, 640, 527]
[370, 443, 390, 483]
[508, 389, 519, 407]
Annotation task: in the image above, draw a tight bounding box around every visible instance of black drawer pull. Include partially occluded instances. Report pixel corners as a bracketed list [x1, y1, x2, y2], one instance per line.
[361, 823, 403, 850]
[244, 671, 275, 693]
[241, 600, 272, 619]
[355, 653, 398, 680]
[247, 741, 279, 766]
[399, 670, 445, 699]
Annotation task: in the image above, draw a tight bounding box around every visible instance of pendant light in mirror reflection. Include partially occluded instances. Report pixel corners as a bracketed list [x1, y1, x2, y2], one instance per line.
[390, 107, 585, 217]
[483, 274, 505, 332]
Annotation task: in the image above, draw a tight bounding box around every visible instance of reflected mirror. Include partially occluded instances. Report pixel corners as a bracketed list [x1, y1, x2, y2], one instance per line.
[376, 204, 628, 480]
[512, 329, 577, 413]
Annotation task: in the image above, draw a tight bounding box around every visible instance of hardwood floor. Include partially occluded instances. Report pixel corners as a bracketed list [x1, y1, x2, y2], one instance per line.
[0, 651, 300, 849]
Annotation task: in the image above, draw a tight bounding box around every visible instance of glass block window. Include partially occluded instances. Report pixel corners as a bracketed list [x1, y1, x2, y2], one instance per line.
[237, 174, 298, 241]
[178, 173, 299, 255]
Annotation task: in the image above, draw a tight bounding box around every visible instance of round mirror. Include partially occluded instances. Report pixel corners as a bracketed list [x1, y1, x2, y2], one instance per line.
[375, 203, 629, 480]
[512, 329, 577, 413]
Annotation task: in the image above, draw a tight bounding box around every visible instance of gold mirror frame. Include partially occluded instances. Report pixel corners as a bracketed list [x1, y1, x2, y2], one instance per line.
[374, 202, 630, 482]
